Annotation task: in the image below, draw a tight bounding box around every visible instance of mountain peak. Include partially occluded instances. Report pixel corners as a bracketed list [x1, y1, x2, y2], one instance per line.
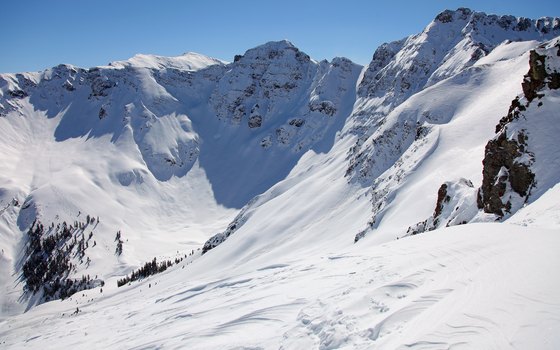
[252, 39, 296, 50]
[433, 8, 560, 35]
[234, 40, 311, 63]
[357, 8, 560, 97]
[108, 52, 225, 71]
[434, 7, 473, 23]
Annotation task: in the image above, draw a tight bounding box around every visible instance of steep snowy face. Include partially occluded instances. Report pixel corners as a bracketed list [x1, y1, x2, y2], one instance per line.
[343, 10, 560, 240]
[357, 8, 560, 106]
[197, 42, 365, 251]
[406, 37, 560, 236]
[348, 9, 558, 185]
[209, 40, 361, 152]
[194, 41, 362, 207]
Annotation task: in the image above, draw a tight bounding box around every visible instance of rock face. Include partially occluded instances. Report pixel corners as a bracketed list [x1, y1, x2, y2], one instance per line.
[477, 39, 560, 217]
[477, 131, 534, 216]
[202, 192, 262, 254]
[202, 214, 245, 254]
[406, 179, 478, 236]
[434, 183, 451, 219]
[210, 40, 314, 126]
[522, 50, 560, 101]
[208, 41, 362, 154]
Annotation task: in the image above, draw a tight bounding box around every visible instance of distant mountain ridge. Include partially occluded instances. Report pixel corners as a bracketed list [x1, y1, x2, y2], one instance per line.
[108, 52, 227, 70]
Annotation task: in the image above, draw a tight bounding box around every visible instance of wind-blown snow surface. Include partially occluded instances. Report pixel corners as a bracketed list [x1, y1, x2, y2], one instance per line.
[1, 220, 559, 349]
[1, 8, 560, 349]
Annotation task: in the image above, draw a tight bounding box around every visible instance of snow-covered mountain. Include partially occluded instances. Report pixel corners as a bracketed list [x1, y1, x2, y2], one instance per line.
[0, 38, 362, 309]
[1, 8, 559, 349]
[346, 8, 560, 240]
[408, 38, 560, 235]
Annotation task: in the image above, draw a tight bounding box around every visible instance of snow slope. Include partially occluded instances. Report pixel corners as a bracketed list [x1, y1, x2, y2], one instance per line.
[1, 221, 559, 349]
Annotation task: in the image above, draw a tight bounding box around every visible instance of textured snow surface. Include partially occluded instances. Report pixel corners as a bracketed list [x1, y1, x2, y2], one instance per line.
[508, 183, 560, 228]
[1, 222, 559, 349]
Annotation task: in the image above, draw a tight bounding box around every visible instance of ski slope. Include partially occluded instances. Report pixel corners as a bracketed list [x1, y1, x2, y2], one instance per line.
[1, 215, 559, 349]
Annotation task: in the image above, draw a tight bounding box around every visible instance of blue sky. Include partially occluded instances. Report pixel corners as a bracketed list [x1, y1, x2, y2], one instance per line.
[2, 0, 559, 73]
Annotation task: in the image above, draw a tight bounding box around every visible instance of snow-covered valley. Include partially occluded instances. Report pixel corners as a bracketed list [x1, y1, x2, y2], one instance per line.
[1, 8, 559, 349]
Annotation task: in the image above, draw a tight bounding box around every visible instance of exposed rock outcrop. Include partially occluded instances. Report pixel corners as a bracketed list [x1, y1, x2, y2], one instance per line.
[406, 179, 477, 236]
[478, 40, 560, 217]
[202, 202, 253, 254]
[208, 41, 361, 154]
[477, 131, 534, 216]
